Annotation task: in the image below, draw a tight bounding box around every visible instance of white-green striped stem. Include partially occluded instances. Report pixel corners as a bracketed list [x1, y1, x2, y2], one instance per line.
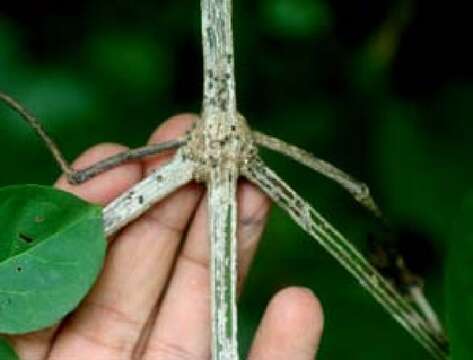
[243, 158, 448, 360]
[208, 165, 239, 360]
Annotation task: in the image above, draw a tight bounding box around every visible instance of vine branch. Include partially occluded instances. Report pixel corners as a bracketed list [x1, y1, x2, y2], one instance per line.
[243, 158, 448, 360]
[0, 91, 73, 177]
[253, 130, 383, 219]
[103, 152, 195, 236]
[0, 90, 186, 185]
[69, 139, 185, 184]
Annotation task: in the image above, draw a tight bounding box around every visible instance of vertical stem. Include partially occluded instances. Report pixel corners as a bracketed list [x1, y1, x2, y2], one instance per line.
[208, 167, 239, 360]
[201, 0, 237, 117]
[201, 1, 240, 359]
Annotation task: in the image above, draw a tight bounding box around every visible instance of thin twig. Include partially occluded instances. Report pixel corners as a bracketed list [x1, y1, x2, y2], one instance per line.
[69, 139, 186, 184]
[243, 158, 448, 360]
[253, 130, 384, 220]
[0, 90, 73, 177]
[1, 90, 187, 186]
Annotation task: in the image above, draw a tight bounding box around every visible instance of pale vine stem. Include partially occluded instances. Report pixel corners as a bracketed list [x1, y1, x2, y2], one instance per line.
[253, 130, 384, 219]
[200, 0, 240, 358]
[254, 129, 445, 339]
[409, 286, 445, 337]
[0, 0, 449, 359]
[103, 153, 195, 236]
[243, 160, 448, 359]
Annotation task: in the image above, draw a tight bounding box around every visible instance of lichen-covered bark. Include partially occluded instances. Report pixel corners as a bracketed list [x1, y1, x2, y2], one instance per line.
[200, 1, 241, 358]
[208, 166, 239, 360]
[103, 152, 195, 236]
[201, 0, 237, 116]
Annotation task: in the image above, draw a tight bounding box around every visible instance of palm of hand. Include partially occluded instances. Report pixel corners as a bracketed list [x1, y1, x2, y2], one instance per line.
[7, 115, 323, 360]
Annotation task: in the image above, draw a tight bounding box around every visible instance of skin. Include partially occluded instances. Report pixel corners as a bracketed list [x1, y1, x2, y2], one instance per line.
[8, 114, 324, 360]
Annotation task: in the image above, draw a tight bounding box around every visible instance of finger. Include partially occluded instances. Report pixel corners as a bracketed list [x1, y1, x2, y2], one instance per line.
[142, 180, 270, 359]
[248, 287, 324, 360]
[48, 114, 203, 360]
[10, 144, 143, 360]
[236, 181, 272, 288]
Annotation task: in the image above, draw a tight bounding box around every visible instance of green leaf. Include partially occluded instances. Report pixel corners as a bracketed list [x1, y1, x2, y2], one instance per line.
[0, 185, 106, 334]
[0, 337, 19, 360]
[447, 193, 473, 359]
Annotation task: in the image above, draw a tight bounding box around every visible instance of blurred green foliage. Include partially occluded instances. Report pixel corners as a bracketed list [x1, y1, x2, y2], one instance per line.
[260, 0, 332, 38]
[447, 194, 473, 359]
[0, 337, 18, 359]
[0, 0, 471, 358]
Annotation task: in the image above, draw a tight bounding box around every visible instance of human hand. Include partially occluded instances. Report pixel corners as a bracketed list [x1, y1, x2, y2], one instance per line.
[8, 115, 324, 360]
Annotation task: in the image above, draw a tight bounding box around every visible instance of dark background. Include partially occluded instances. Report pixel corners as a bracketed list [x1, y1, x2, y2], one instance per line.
[1, 0, 471, 358]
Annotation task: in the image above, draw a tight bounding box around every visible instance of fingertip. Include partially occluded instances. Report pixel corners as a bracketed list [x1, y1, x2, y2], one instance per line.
[147, 113, 198, 144]
[249, 287, 324, 360]
[55, 143, 142, 205]
[269, 287, 324, 338]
